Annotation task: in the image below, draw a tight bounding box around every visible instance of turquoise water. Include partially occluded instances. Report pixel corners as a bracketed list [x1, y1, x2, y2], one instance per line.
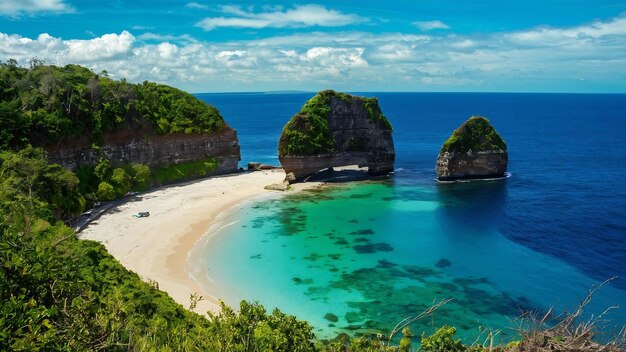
[195, 92, 626, 343]
[199, 180, 626, 342]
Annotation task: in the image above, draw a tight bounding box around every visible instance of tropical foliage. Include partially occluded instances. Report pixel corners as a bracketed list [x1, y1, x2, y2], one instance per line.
[0, 60, 224, 150]
[440, 116, 507, 153]
[278, 90, 392, 156]
[0, 149, 319, 351]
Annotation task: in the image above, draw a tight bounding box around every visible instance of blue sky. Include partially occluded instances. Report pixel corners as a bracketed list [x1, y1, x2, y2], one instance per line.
[1, 0, 626, 93]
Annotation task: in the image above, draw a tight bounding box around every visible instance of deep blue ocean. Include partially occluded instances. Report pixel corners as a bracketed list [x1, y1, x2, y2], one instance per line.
[195, 92, 626, 342]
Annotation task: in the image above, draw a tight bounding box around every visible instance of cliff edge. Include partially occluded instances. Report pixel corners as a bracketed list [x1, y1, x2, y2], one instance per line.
[435, 116, 507, 181]
[0, 62, 240, 175]
[278, 90, 395, 182]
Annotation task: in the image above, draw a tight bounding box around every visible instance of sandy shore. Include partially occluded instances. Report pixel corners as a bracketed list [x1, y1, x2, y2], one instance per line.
[79, 169, 309, 315]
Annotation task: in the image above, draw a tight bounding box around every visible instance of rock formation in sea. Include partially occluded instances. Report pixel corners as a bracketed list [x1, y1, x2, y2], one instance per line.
[435, 116, 507, 181]
[278, 90, 395, 182]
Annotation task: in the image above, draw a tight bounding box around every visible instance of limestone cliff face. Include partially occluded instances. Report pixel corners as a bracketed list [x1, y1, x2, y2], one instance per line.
[278, 90, 395, 181]
[46, 126, 240, 174]
[435, 116, 507, 181]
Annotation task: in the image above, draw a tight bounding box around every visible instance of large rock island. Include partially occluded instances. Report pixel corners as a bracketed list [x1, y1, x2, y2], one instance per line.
[278, 90, 395, 182]
[435, 116, 507, 181]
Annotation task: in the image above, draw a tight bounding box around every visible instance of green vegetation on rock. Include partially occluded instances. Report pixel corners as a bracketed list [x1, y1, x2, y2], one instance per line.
[0, 146, 85, 219]
[150, 157, 218, 185]
[74, 155, 219, 204]
[278, 90, 392, 156]
[363, 97, 393, 130]
[278, 90, 337, 156]
[0, 60, 224, 150]
[441, 116, 506, 153]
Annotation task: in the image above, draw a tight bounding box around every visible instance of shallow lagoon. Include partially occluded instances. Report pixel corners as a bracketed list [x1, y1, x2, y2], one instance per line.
[197, 92, 626, 343]
[198, 179, 626, 342]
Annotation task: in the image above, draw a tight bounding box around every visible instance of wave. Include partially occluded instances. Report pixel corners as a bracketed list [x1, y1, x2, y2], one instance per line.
[436, 172, 512, 184]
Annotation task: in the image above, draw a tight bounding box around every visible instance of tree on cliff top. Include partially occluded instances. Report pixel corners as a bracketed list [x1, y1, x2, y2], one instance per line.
[440, 116, 507, 153]
[278, 90, 392, 156]
[0, 61, 225, 150]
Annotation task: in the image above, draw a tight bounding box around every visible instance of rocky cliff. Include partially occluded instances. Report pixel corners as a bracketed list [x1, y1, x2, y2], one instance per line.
[0, 62, 240, 176]
[278, 90, 394, 181]
[435, 116, 507, 181]
[46, 126, 240, 174]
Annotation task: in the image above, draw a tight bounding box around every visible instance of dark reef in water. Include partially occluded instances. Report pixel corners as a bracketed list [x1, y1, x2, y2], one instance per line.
[435, 258, 452, 268]
[353, 243, 394, 254]
[350, 229, 375, 236]
[301, 262, 532, 339]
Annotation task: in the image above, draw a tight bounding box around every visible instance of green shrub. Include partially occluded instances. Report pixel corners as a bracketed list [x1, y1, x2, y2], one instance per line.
[0, 146, 85, 219]
[130, 163, 150, 191]
[420, 326, 465, 352]
[96, 181, 116, 201]
[75, 156, 219, 202]
[440, 116, 506, 153]
[93, 157, 112, 181]
[150, 157, 218, 185]
[110, 168, 132, 197]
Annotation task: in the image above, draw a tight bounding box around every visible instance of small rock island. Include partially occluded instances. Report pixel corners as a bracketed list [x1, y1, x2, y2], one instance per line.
[436, 116, 508, 181]
[278, 90, 395, 182]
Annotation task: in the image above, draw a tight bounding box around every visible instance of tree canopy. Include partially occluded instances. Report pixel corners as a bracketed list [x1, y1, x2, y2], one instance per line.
[440, 116, 507, 153]
[0, 61, 225, 150]
[278, 90, 392, 156]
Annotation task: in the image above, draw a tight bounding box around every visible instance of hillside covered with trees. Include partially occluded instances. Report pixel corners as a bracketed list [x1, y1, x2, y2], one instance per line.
[0, 61, 236, 217]
[0, 60, 225, 150]
[0, 61, 321, 351]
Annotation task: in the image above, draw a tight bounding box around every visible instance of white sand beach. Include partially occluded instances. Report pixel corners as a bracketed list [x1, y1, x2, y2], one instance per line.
[79, 169, 310, 315]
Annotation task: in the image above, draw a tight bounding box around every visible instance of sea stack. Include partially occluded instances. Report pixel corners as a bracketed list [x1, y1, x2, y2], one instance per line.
[436, 116, 507, 181]
[278, 90, 395, 182]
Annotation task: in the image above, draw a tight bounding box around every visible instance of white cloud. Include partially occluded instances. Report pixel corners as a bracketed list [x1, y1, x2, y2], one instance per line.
[0, 0, 73, 16]
[0, 31, 134, 65]
[451, 39, 475, 49]
[138, 32, 197, 44]
[185, 2, 208, 10]
[157, 42, 178, 60]
[66, 31, 135, 62]
[370, 43, 416, 61]
[196, 4, 365, 31]
[1, 15, 625, 92]
[508, 16, 626, 45]
[413, 20, 450, 31]
[132, 25, 155, 30]
[303, 47, 367, 67]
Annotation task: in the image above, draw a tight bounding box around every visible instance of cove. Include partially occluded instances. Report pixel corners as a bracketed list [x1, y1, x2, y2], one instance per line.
[196, 180, 626, 343]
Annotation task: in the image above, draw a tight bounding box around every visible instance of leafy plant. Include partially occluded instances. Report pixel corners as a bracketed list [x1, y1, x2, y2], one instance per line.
[419, 326, 465, 352]
[150, 157, 218, 185]
[440, 116, 506, 153]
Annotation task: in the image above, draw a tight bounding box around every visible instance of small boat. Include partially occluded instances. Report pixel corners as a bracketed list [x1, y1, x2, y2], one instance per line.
[133, 211, 150, 218]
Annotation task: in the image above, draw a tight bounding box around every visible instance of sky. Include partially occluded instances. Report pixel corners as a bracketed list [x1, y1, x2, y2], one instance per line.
[1, 0, 626, 93]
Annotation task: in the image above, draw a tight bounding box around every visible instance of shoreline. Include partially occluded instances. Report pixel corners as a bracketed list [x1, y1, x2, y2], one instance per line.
[79, 169, 318, 315]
